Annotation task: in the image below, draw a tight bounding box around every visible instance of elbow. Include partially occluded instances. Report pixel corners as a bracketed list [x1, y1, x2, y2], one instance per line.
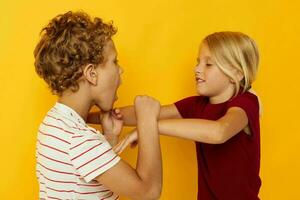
[133, 183, 162, 200]
[147, 185, 162, 200]
[143, 184, 162, 200]
[211, 122, 228, 144]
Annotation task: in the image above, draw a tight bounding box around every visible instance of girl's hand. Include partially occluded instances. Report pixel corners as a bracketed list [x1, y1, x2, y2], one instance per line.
[113, 129, 138, 154]
[100, 109, 123, 137]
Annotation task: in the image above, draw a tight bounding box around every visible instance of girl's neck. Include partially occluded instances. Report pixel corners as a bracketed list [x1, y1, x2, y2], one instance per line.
[209, 85, 235, 104]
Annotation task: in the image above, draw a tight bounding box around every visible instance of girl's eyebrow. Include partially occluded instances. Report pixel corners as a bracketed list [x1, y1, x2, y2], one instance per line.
[198, 56, 210, 62]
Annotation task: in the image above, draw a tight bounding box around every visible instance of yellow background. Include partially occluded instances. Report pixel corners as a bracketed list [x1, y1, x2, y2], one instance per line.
[1, 0, 299, 199]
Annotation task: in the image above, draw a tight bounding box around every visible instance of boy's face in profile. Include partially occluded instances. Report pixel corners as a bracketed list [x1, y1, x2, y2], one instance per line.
[92, 40, 123, 111]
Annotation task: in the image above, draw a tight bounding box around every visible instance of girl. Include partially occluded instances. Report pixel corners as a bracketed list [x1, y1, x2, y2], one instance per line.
[90, 31, 261, 199]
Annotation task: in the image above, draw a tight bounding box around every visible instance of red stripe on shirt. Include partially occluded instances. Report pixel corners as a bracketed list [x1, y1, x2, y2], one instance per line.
[71, 143, 103, 161]
[38, 172, 104, 188]
[47, 114, 97, 134]
[77, 183, 102, 187]
[72, 135, 84, 138]
[37, 162, 75, 176]
[76, 148, 111, 170]
[46, 186, 110, 194]
[100, 191, 114, 200]
[38, 140, 68, 155]
[37, 171, 79, 184]
[42, 122, 75, 135]
[38, 152, 72, 166]
[70, 139, 99, 150]
[84, 154, 118, 178]
[47, 196, 64, 200]
[39, 130, 70, 144]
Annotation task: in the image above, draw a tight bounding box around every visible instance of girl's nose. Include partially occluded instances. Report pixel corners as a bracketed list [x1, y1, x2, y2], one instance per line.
[195, 64, 203, 74]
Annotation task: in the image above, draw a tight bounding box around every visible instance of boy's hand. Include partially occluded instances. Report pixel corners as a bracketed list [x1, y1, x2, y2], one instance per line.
[113, 129, 138, 154]
[134, 96, 161, 122]
[100, 109, 123, 137]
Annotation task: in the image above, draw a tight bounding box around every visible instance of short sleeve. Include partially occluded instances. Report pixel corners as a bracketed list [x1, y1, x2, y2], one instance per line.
[227, 92, 260, 138]
[69, 131, 120, 183]
[174, 96, 204, 118]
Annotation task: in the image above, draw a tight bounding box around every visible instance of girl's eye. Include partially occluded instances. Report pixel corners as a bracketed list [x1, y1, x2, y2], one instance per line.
[206, 63, 213, 66]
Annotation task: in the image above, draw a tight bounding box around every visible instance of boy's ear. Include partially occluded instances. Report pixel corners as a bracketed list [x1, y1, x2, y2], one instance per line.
[83, 64, 98, 85]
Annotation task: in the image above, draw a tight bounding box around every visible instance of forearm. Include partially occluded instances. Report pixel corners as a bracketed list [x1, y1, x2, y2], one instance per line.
[158, 119, 224, 144]
[87, 107, 136, 126]
[119, 104, 181, 126]
[136, 117, 162, 194]
[87, 104, 181, 127]
[119, 106, 137, 126]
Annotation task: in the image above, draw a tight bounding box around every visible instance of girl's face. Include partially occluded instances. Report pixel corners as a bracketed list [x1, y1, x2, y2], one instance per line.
[93, 40, 123, 111]
[195, 42, 234, 103]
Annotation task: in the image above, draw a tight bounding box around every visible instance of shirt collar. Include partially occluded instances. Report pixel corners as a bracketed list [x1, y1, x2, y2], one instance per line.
[54, 102, 86, 126]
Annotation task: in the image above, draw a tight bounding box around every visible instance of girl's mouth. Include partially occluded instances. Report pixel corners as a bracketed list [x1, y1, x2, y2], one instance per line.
[195, 77, 205, 83]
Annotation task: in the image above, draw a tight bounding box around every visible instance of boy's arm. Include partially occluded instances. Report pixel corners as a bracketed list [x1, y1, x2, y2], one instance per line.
[95, 96, 162, 200]
[158, 107, 249, 144]
[87, 104, 181, 126]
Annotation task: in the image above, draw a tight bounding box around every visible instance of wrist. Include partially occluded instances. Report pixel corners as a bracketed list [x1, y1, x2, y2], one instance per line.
[104, 133, 119, 139]
[136, 115, 157, 124]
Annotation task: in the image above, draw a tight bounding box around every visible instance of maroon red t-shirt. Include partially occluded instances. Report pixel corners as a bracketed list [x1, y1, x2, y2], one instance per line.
[175, 91, 261, 200]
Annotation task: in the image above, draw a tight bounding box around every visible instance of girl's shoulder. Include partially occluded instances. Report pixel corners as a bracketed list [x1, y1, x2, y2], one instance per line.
[227, 91, 260, 116]
[231, 90, 259, 105]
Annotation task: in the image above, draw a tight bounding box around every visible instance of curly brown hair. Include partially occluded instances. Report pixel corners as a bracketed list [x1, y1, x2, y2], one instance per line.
[34, 11, 117, 95]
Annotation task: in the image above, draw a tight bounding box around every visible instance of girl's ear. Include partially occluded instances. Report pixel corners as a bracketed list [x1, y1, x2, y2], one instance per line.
[236, 70, 244, 82]
[230, 69, 244, 84]
[83, 64, 98, 85]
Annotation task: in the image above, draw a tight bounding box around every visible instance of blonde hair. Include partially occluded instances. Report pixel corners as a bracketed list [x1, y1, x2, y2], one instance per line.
[203, 31, 259, 96]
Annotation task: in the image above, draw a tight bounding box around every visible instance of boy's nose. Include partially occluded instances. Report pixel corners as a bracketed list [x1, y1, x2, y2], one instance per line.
[119, 67, 124, 75]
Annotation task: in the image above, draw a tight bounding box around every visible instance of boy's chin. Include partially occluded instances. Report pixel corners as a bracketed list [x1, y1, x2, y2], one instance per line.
[97, 102, 114, 112]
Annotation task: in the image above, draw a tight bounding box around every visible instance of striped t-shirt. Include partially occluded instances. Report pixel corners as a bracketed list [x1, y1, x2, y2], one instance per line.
[36, 102, 120, 200]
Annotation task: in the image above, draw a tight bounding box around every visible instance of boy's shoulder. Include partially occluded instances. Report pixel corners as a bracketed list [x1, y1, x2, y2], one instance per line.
[39, 105, 105, 142]
[44, 106, 78, 130]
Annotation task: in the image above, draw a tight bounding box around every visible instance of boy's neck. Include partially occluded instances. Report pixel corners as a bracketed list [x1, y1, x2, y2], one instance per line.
[58, 89, 93, 122]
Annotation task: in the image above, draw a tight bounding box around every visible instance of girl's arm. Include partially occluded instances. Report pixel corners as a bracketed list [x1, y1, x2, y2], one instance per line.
[114, 106, 249, 153]
[158, 106, 248, 144]
[87, 104, 181, 126]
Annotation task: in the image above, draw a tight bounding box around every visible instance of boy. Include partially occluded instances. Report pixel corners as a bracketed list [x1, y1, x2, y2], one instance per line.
[34, 11, 162, 200]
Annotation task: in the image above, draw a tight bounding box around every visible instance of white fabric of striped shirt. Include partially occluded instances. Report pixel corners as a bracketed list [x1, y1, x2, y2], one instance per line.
[36, 102, 120, 200]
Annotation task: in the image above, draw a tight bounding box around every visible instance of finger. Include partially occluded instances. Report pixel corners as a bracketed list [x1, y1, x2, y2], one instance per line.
[114, 135, 129, 154]
[111, 109, 123, 120]
[113, 142, 122, 153]
[113, 142, 124, 154]
[118, 136, 133, 153]
[113, 137, 126, 153]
